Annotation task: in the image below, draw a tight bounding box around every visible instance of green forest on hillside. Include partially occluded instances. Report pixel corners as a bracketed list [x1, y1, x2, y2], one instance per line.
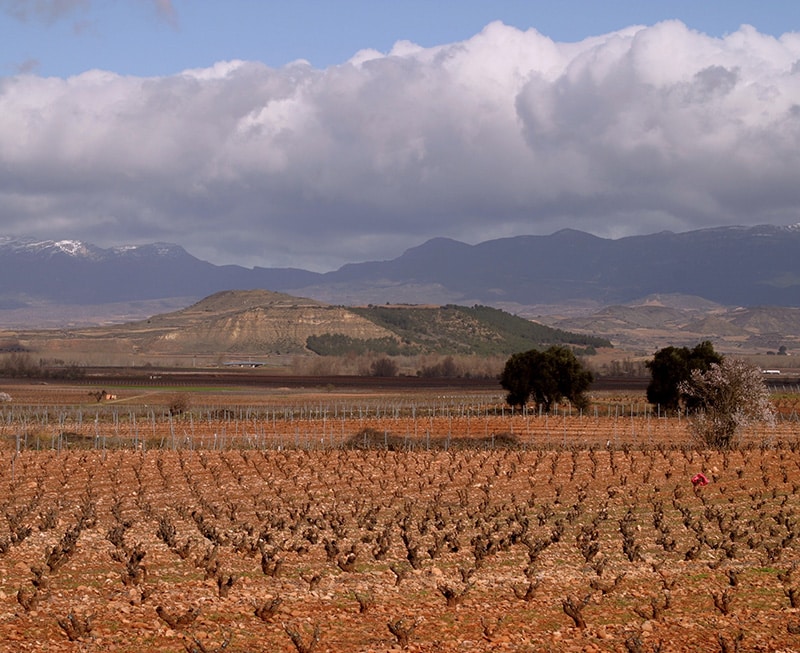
[306, 304, 610, 356]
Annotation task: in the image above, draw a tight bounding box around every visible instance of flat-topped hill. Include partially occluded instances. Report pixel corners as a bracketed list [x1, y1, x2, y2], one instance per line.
[3, 290, 610, 366]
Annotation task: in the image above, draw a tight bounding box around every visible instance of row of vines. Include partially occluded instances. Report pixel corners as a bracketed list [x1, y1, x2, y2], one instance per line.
[2, 441, 800, 651]
[2, 393, 799, 451]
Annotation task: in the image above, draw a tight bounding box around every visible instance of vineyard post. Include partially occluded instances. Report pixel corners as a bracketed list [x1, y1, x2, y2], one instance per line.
[447, 415, 452, 450]
[14, 431, 20, 475]
[153, 410, 161, 448]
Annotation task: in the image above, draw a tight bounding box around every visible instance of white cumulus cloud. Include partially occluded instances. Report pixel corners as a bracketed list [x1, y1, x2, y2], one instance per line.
[1, 20, 800, 270]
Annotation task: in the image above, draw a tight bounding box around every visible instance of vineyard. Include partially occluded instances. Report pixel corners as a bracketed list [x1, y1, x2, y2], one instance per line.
[0, 380, 800, 652]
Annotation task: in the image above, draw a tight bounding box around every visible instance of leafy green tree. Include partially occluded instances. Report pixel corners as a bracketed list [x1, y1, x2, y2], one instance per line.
[500, 346, 593, 412]
[646, 341, 722, 412]
[679, 358, 775, 448]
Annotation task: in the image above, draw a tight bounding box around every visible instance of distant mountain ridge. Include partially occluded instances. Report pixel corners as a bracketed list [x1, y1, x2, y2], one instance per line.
[0, 236, 316, 306]
[1, 225, 799, 323]
[312, 224, 800, 308]
[541, 300, 800, 353]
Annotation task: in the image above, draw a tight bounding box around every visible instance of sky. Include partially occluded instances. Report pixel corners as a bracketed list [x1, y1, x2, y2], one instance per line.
[2, 1, 800, 271]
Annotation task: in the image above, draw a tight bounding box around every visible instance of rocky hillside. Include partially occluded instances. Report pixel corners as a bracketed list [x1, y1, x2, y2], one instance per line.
[135, 290, 395, 355]
[540, 296, 800, 355]
[6, 290, 395, 363]
[4, 290, 610, 366]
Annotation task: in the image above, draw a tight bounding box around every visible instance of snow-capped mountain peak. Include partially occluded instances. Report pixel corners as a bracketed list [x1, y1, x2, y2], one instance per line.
[0, 237, 98, 258]
[0, 237, 187, 261]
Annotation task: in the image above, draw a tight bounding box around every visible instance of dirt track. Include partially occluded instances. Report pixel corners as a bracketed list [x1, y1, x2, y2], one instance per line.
[48, 370, 656, 392]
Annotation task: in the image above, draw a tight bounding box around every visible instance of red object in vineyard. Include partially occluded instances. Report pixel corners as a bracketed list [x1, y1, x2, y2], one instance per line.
[691, 473, 709, 487]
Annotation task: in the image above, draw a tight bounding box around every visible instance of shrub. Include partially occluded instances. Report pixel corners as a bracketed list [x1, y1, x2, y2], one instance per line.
[679, 358, 776, 448]
[370, 357, 398, 377]
[418, 356, 459, 378]
[167, 393, 190, 416]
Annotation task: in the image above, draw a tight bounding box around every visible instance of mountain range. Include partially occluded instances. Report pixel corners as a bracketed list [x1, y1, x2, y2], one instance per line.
[1, 224, 799, 329]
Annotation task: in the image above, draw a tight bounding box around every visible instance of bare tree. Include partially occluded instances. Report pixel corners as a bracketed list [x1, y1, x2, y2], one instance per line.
[168, 392, 190, 416]
[370, 357, 398, 377]
[679, 358, 775, 448]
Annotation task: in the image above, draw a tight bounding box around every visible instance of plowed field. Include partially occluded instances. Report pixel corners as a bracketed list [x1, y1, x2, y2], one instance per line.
[0, 378, 799, 652]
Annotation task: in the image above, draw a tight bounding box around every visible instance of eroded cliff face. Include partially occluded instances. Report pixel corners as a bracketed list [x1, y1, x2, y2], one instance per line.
[148, 305, 395, 353]
[11, 290, 399, 360]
